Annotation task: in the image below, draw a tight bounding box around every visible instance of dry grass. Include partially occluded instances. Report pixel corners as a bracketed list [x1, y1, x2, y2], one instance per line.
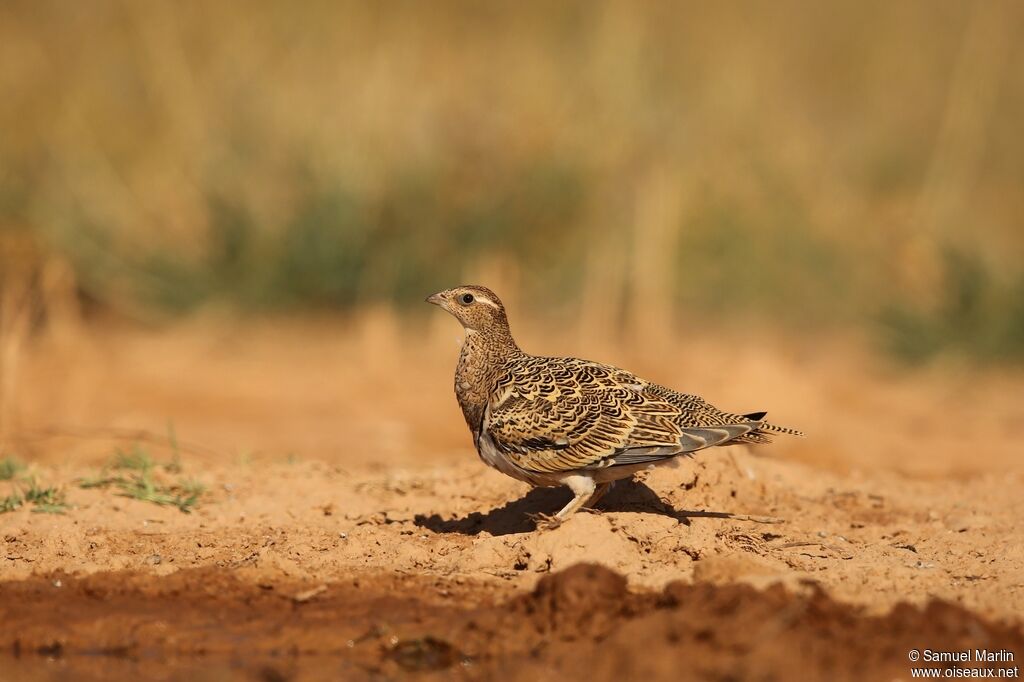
[0, 234, 36, 451]
[0, 231, 83, 451]
[0, 1, 1022, 359]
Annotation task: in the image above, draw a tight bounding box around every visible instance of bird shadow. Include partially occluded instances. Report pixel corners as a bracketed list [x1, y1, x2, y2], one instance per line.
[414, 478, 744, 537]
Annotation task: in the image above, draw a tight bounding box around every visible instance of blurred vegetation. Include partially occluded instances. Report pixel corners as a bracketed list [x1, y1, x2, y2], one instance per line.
[0, 460, 69, 514]
[881, 246, 1024, 364]
[1, 0, 1022, 362]
[0, 456, 24, 481]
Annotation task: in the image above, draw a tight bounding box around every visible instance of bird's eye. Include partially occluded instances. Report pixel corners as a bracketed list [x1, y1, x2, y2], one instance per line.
[460, 293, 475, 305]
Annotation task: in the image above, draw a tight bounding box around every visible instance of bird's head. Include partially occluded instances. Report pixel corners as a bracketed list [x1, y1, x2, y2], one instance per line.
[425, 285, 511, 335]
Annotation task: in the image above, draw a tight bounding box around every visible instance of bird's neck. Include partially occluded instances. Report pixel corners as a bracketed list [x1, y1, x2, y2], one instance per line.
[455, 326, 521, 437]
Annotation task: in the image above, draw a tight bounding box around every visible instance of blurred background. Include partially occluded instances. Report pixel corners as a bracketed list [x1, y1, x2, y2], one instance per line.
[1, 0, 1022, 473]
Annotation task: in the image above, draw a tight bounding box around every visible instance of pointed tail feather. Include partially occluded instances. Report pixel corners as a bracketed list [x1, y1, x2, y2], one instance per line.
[757, 421, 804, 437]
[740, 412, 804, 442]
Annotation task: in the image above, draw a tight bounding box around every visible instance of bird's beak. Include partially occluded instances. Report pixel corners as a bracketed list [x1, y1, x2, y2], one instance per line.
[425, 292, 445, 307]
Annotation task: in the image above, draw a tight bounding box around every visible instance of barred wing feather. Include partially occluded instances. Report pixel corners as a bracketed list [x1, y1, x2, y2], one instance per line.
[483, 358, 761, 474]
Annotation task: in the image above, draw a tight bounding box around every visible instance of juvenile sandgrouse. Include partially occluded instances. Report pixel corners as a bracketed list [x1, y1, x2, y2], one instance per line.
[426, 285, 801, 524]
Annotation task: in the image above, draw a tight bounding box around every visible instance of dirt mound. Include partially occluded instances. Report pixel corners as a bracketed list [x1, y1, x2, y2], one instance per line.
[2, 564, 1020, 681]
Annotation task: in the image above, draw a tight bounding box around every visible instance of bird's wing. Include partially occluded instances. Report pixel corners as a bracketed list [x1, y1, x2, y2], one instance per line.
[483, 357, 757, 474]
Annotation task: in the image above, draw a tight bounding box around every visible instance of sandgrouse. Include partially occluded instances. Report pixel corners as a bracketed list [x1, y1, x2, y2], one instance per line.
[427, 285, 801, 524]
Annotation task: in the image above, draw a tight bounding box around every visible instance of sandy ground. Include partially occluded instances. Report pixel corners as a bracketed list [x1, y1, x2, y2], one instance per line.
[2, 316, 1023, 679]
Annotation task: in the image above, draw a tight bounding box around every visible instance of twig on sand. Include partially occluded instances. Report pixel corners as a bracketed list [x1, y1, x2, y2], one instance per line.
[728, 514, 785, 524]
[292, 585, 328, 603]
[778, 541, 854, 560]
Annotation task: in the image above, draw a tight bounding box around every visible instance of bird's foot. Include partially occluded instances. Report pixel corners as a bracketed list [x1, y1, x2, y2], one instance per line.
[527, 512, 564, 531]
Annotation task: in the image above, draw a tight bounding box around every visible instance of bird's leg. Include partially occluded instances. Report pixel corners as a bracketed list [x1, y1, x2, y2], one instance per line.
[527, 512, 562, 530]
[551, 475, 597, 520]
[581, 481, 613, 512]
[528, 476, 600, 530]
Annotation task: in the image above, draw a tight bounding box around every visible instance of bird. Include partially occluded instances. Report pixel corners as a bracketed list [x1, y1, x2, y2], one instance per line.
[426, 284, 802, 526]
